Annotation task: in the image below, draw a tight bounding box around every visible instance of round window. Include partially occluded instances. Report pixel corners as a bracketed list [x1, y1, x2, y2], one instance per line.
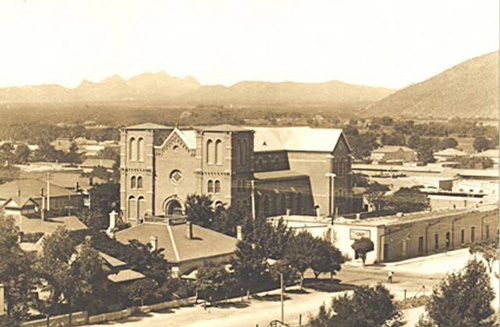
[170, 170, 183, 185]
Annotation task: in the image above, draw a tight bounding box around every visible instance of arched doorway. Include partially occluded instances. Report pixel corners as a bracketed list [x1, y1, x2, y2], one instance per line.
[165, 199, 183, 216]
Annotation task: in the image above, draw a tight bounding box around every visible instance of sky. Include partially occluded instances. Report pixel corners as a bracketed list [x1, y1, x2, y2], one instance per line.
[0, 0, 498, 89]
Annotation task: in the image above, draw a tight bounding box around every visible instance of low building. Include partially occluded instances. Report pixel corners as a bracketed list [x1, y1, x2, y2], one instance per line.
[0, 179, 84, 216]
[115, 215, 238, 277]
[79, 158, 116, 173]
[332, 206, 498, 264]
[370, 146, 417, 164]
[433, 148, 468, 162]
[472, 149, 499, 166]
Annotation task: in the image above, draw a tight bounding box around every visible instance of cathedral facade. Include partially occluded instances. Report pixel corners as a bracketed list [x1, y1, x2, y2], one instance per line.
[120, 123, 357, 225]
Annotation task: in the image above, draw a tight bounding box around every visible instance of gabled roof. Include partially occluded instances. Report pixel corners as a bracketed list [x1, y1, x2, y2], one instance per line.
[197, 125, 252, 132]
[434, 148, 468, 156]
[115, 222, 237, 263]
[108, 269, 146, 283]
[0, 179, 78, 204]
[372, 146, 416, 153]
[124, 123, 171, 130]
[251, 126, 345, 152]
[254, 170, 309, 181]
[158, 128, 197, 150]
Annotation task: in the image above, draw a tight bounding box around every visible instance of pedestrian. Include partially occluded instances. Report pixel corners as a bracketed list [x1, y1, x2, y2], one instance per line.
[388, 271, 393, 283]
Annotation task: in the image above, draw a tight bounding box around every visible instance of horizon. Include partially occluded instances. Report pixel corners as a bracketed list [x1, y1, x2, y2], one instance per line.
[0, 0, 498, 89]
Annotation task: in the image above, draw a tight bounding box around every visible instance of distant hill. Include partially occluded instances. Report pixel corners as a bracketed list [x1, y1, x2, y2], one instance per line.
[361, 51, 499, 119]
[0, 72, 394, 106]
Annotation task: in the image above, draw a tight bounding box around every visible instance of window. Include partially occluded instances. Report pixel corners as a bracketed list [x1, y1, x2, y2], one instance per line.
[137, 176, 143, 189]
[215, 140, 223, 164]
[137, 196, 146, 219]
[131, 176, 137, 189]
[242, 140, 248, 163]
[128, 196, 136, 219]
[215, 180, 221, 194]
[445, 232, 451, 249]
[296, 192, 301, 212]
[418, 236, 424, 254]
[485, 225, 490, 239]
[281, 194, 286, 214]
[470, 226, 475, 243]
[238, 140, 243, 165]
[137, 138, 144, 161]
[129, 138, 137, 161]
[263, 196, 269, 213]
[206, 139, 213, 164]
[170, 170, 183, 185]
[275, 157, 280, 168]
[434, 234, 439, 250]
[207, 180, 214, 193]
[460, 229, 465, 245]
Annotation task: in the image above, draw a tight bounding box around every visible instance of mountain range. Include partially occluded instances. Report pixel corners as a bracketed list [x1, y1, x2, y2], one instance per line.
[361, 51, 498, 119]
[0, 72, 393, 105]
[0, 51, 497, 119]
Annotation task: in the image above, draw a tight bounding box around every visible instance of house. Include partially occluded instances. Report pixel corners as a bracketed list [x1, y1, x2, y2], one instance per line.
[79, 158, 116, 173]
[51, 138, 73, 152]
[370, 146, 417, 164]
[472, 149, 499, 167]
[120, 123, 358, 227]
[433, 148, 468, 162]
[115, 215, 238, 277]
[0, 179, 84, 216]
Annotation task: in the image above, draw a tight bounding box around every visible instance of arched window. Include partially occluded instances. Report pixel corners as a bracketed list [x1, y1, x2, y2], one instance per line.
[137, 196, 146, 219]
[137, 138, 144, 161]
[215, 140, 223, 164]
[215, 180, 221, 194]
[128, 196, 136, 220]
[129, 138, 136, 161]
[137, 176, 143, 189]
[131, 176, 136, 189]
[206, 139, 213, 164]
[208, 180, 214, 193]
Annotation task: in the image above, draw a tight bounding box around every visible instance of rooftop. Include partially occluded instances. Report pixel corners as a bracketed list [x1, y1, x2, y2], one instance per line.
[79, 158, 115, 169]
[14, 215, 87, 234]
[372, 145, 416, 153]
[251, 126, 345, 152]
[254, 170, 308, 181]
[115, 222, 238, 263]
[124, 123, 172, 130]
[107, 269, 146, 283]
[472, 149, 499, 158]
[0, 179, 79, 205]
[434, 148, 468, 156]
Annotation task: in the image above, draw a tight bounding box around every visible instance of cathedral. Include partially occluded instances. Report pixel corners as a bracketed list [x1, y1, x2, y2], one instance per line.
[120, 123, 357, 225]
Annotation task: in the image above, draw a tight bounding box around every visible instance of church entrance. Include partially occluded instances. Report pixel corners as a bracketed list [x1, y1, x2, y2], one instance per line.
[165, 199, 183, 216]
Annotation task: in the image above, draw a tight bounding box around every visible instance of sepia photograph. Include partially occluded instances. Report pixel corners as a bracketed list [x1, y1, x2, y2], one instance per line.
[0, 1, 498, 326]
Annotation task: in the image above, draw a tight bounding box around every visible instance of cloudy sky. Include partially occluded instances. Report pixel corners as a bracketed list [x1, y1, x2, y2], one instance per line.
[1, 0, 498, 89]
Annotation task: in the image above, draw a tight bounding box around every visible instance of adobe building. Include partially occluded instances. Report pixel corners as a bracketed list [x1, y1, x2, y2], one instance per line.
[370, 145, 417, 164]
[119, 123, 358, 225]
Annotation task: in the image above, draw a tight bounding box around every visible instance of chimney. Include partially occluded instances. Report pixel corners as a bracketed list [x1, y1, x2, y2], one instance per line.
[150, 236, 158, 251]
[286, 208, 291, 216]
[356, 213, 361, 220]
[236, 225, 243, 241]
[106, 210, 117, 237]
[186, 222, 193, 239]
[75, 182, 80, 192]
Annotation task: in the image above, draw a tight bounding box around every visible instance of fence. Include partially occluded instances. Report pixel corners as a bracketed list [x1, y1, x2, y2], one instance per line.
[22, 297, 196, 327]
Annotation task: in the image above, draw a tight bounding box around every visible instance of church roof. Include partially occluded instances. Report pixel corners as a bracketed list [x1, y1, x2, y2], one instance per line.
[251, 126, 346, 152]
[115, 222, 237, 264]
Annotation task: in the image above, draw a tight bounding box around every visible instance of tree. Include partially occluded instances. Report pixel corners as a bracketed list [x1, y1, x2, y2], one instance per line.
[379, 187, 429, 213]
[473, 137, 492, 152]
[231, 241, 268, 299]
[284, 231, 317, 289]
[0, 215, 36, 322]
[438, 137, 458, 150]
[36, 228, 76, 327]
[351, 237, 374, 266]
[195, 261, 233, 306]
[86, 166, 112, 182]
[309, 284, 403, 327]
[310, 238, 345, 279]
[185, 194, 214, 227]
[126, 278, 159, 306]
[13, 144, 30, 164]
[423, 259, 496, 327]
[64, 142, 81, 165]
[469, 237, 499, 273]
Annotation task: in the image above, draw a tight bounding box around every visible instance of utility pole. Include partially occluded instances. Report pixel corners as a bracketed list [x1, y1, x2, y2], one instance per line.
[280, 272, 284, 324]
[46, 172, 51, 211]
